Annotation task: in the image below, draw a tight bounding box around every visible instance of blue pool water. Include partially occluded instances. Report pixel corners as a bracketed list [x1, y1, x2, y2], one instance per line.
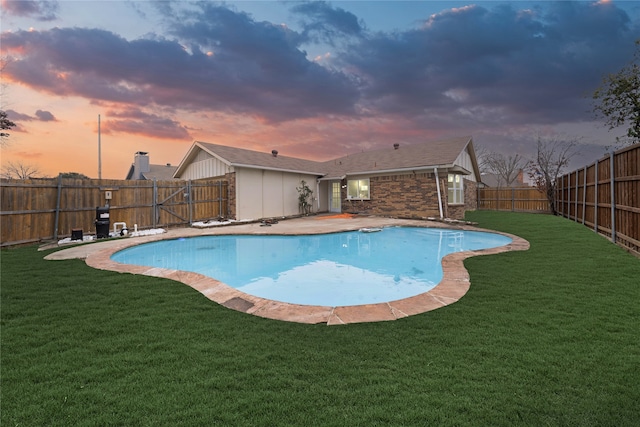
[111, 227, 511, 306]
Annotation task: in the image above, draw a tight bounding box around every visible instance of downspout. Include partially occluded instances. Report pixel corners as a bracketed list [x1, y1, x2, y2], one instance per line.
[434, 167, 443, 219]
[316, 179, 320, 212]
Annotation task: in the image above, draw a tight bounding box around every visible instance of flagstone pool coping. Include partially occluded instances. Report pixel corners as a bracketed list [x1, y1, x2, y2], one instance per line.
[45, 215, 529, 325]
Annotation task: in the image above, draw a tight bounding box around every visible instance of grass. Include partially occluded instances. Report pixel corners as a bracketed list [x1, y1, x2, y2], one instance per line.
[2, 211, 639, 426]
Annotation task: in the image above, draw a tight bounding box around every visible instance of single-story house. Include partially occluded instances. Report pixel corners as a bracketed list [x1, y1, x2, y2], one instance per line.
[173, 136, 480, 221]
[125, 151, 178, 180]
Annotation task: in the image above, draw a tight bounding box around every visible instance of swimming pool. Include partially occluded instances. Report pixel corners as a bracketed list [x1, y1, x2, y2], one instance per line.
[111, 227, 512, 307]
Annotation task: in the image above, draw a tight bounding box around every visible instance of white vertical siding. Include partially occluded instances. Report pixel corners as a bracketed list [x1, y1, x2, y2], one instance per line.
[263, 170, 284, 216]
[179, 150, 231, 180]
[454, 148, 477, 182]
[236, 168, 263, 220]
[235, 168, 319, 220]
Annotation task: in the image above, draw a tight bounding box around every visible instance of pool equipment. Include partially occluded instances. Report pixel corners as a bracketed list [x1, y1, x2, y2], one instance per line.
[113, 222, 128, 236]
[95, 206, 110, 238]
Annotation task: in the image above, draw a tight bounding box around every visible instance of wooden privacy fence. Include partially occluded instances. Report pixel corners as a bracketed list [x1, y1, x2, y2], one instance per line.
[477, 187, 551, 213]
[1, 177, 228, 247]
[556, 143, 639, 256]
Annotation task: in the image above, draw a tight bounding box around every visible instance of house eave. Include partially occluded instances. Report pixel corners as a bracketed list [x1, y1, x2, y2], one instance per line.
[173, 141, 234, 178]
[231, 163, 325, 176]
[318, 175, 346, 181]
[336, 164, 470, 178]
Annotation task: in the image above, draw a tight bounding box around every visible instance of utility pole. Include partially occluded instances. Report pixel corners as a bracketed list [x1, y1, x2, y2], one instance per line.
[98, 114, 102, 179]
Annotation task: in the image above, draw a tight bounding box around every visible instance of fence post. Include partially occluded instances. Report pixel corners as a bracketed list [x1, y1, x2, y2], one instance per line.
[594, 160, 598, 233]
[153, 179, 158, 228]
[574, 170, 578, 222]
[53, 174, 63, 240]
[218, 180, 223, 217]
[187, 180, 192, 225]
[610, 152, 616, 244]
[561, 175, 564, 217]
[511, 187, 515, 212]
[582, 166, 587, 224]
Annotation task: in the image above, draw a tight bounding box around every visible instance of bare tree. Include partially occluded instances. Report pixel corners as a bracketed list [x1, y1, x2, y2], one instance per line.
[1, 161, 43, 179]
[473, 144, 493, 175]
[527, 135, 580, 215]
[486, 152, 527, 187]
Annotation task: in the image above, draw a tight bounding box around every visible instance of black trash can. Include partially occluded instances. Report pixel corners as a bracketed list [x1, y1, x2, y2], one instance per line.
[95, 206, 110, 238]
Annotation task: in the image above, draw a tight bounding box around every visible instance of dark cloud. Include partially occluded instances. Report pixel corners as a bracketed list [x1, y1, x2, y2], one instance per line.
[35, 110, 56, 121]
[163, 3, 360, 118]
[103, 108, 191, 140]
[1, 0, 638, 143]
[5, 109, 34, 121]
[337, 1, 639, 130]
[5, 109, 55, 122]
[0, 0, 59, 21]
[341, 2, 640, 129]
[3, 110, 29, 133]
[290, 1, 363, 45]
[1, 3, 359, 123]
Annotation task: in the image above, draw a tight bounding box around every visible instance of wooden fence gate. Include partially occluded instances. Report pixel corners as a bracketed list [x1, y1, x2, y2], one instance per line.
[1, 177, 228, 247]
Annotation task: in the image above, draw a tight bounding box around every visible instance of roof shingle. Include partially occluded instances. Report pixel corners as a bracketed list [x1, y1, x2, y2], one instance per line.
[196, 141, 327, 175]
[319, 136, 472, 178]
[185, 136, 473, 179]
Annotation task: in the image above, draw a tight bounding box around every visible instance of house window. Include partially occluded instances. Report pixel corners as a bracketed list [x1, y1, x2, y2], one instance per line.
[448, 174, 464, 204]
[347, 178, 370, 199]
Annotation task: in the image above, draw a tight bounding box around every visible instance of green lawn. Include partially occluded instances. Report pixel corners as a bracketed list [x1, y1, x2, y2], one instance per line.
[2, 211, 639, 426]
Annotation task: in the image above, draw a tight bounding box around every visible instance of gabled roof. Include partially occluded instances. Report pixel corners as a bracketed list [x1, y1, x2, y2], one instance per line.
[320, 136, 475, 179]
[174, 136, 478, 180]
[174, 141, 327, 177]
[142, 164, 179, 180]
[126, 163, 178, 180]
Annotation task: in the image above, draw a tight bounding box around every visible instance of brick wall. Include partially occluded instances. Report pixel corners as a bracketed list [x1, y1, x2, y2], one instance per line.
[341, 173, 476, 220]
[465, 178, 478, 213]
[225, 170, 475, 221]
[447, 178, 477, 220]
[342, 172, 445, 219]
[225, 172, 236, 219]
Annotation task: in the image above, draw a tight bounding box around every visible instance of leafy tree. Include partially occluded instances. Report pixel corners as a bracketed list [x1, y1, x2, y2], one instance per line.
[59, 172, 91, 179]
[593, 40, 640, 147]
[297, 180, 313, 214]
[527, 135, 580, 215]
[1, 58, 16, 146]
[0, 110, 16, 146]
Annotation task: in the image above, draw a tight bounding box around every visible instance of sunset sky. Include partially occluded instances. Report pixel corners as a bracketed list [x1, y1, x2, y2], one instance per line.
[1, 0, 639, 179]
